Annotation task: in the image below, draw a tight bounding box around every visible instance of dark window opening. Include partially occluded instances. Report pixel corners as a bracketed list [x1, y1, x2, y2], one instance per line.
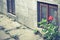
[37, 1, 58, 27]
[7, 0, 15, 15]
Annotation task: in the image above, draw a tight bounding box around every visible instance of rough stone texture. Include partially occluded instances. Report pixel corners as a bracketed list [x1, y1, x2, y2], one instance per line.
[0, 0, 3, 13]
[15, 0, 37, 29]
[1, 0, 60, 34]
[0, 0, 60, 40]
[15, 0, 60, 29]
[0, 30, 10, 40]
[58, 5, 60, 32]
[9, 38, 15, 40]
[2, 0, 7, 14]
[0, 14, 43, 40]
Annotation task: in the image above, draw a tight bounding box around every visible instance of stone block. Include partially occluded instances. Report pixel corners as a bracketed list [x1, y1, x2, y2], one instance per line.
[0, 30, 10, 39]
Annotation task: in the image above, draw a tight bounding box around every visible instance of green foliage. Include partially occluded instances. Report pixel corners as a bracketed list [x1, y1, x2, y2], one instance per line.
[38, 19, 58, 40]
[33, 29, 38, 33]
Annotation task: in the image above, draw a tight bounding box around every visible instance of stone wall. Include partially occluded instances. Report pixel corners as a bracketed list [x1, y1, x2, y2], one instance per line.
[0, 0, 3, 13]
[15, 0, 37, 29]
[2, 0, 7, 14]
[2, 0, 60, 29]
[15, 0, 59, 29]
[58, 4, 60, 32]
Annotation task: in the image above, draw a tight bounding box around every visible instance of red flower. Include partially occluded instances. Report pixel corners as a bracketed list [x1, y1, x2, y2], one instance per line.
[48, 16, 53, 21]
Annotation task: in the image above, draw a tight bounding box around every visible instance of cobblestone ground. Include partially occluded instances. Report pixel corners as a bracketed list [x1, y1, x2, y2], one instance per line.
[0, 14, 43, 40]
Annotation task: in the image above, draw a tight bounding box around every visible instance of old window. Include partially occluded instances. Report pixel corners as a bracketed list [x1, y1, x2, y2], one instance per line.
[7, 0, 15, 15]
[37, 2, 58, 27]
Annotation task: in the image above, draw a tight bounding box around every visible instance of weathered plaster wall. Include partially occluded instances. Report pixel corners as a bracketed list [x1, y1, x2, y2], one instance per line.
[15, 0, 37, 29]
[15, 0, 59, 29]
[58, 4, 60, 32]
[0, 0, 7, 14]
[0, 0, 3, 13]
[2, 0, 60, 30]
[3, 0, 7, 14]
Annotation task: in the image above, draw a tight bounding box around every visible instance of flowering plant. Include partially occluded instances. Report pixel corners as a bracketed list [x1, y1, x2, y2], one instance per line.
[38, 19, 58, 40]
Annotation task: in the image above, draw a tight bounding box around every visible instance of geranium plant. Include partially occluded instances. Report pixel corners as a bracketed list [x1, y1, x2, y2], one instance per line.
[38, 19, 58, 40]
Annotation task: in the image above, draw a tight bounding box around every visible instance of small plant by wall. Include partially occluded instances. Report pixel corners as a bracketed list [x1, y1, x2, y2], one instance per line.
[38, 19, 58, 40]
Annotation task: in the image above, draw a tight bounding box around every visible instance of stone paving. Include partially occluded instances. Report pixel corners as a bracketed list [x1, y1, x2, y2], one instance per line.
[0, 14, 43, 40]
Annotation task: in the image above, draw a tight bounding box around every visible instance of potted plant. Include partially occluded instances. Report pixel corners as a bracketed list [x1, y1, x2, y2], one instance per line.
[38, 19, 58, 40]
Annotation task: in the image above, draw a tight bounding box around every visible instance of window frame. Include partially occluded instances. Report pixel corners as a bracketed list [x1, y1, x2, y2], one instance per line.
[7, 0, 15, 15]
[40, 3, 48, 21]
[48, 5, 58, 25]
[37, 1, 58, 27]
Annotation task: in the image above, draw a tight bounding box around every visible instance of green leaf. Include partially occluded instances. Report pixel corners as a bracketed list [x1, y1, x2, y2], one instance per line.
[38, 18, 58, 40]
[33, 29, 38, 33]
[42, 29, 47, 32]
